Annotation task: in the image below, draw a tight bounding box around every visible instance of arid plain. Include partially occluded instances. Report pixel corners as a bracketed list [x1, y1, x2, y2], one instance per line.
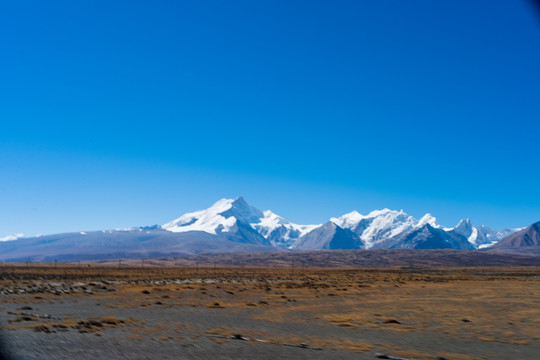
[1, 265, 539, 360]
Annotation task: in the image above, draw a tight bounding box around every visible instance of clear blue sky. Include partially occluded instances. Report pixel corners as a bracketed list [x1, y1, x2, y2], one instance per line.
[1, 0, 539, 237]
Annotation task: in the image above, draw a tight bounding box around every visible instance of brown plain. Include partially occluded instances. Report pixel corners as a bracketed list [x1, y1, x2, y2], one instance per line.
[1, 265, 539, 359]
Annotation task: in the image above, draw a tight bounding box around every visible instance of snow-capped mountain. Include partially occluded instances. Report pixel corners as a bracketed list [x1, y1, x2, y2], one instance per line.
[163, 197, 270, 246]
[447, 219, 519, 249]
[330, 209, 441, 249]
[163, 197, 261, 235]
[162, 197, 319, 248]
[375, 224, 475, 250]
[0, 196, 528, 262]
[451, 218, 492, 248]
[250, 210, 320, 248]
[476, 226, 518, 249]
[162, 200, 495, 251]
[328, 208, 522, 250]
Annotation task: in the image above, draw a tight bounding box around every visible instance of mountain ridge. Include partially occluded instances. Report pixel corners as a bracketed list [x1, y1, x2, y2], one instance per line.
[0, 197, 535, 262]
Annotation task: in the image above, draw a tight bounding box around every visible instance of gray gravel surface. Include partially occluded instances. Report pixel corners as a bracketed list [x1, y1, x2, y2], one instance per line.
[1, 274, 538, 360]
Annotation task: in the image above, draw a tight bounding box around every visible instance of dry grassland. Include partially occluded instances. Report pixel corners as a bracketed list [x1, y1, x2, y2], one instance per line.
[0, 265, 539, 359]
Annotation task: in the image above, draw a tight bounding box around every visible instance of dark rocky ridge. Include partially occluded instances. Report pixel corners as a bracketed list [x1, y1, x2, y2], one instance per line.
[293, 222, 364, 250]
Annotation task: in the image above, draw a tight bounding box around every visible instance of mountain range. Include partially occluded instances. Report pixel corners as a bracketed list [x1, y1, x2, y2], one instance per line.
[0, 197, 535, 262]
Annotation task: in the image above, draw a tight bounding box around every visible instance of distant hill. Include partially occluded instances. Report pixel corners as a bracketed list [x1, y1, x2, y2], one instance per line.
[0, 228, 280, 262]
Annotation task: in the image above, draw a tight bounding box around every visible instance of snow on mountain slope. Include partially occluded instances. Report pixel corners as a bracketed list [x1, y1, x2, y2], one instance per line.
[375, 223, 475, 250]
[452, 219, 486, 246]
[251, 210, 320, 248]
[331, 210, 364, 229]
[416, 214, 441, 228]
[329, 208, 518, 250]
[163, 197, 262, 235]
[477, 226, 518, 247]
[331, 209, 440, 249]
[162, 197, 271, 246]
[162, 197, 317, 248]
[449, 219, 518, 248]
[0, 233, 24, 242]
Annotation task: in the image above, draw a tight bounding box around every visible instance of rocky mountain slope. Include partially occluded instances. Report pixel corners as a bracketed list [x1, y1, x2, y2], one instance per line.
[485, 222, 540, 255]
[293, 222, 364, 250]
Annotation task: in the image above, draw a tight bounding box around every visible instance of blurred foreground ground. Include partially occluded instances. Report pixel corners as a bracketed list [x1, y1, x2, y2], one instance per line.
[1, 266, 539, 359]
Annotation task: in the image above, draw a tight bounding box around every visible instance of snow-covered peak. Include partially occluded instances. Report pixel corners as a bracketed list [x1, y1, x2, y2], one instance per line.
[163, 197, 248, 235]
[332, 208, 419, 249]
[251, 209, 321, 247]
[366, 208, 402, 218]
[450, 220, 518, 248]
[449, 219, 494, 247]
[257, 210, 288, 228]
[226, 196, 264, 223]
[209, 197, 235, 212]
[450, 218, 483, 245]
[330, 210, 363, 228]
[161, 197, 519, 250]
[331, 209, 449, 249]
[360, 210, 418, 248]
[455, 218, 473, 231]
[416, 213, 440, 228]
[163, 197, 319, 247]
[331, 209, 407, 227]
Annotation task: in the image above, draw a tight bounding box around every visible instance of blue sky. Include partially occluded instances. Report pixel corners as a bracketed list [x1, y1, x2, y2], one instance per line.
[1, 0, 539, 237]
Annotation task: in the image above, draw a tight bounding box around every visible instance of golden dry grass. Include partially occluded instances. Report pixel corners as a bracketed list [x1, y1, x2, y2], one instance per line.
[1, 265, 539, 357]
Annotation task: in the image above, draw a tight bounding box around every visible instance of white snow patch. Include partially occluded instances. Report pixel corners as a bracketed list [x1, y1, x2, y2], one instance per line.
[0, 233, 24, 242]
[416, 214, 440, 228]
[366, 208, 395, 218]
[163, 198, 238, 235]
[330, 210, 364, 228]
[251, 209, 321, 247]
[360, 210, 418, 248]
[256, 210, 287, 232]
[293, 223, 322, 237]
[467, 227, 478, 245]
[478, 241, 498, 249]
